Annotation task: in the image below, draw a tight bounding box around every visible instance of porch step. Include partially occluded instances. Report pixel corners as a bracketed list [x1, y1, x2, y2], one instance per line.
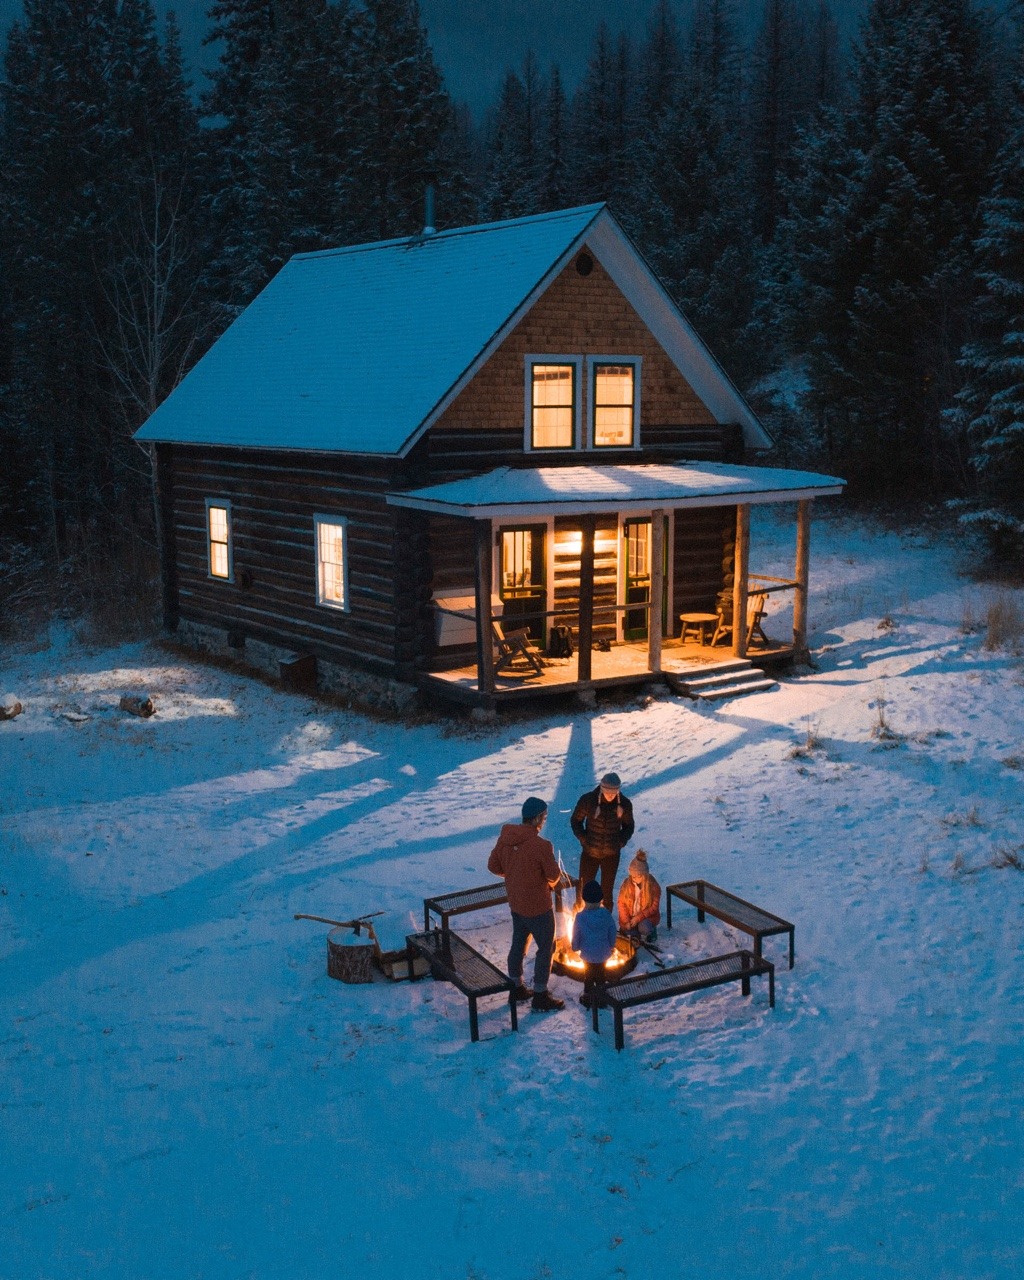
[665, 659, 778, 702]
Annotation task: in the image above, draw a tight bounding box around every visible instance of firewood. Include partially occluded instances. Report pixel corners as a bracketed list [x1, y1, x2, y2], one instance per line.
[119, 694, 155, 718]
[0, 694, 22, 721]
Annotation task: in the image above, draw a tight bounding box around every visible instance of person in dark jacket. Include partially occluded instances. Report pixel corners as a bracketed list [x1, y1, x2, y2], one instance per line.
[487, 796, 567, 1013]
[570, 771, 635, 911]
[572, 879, 618, 1010]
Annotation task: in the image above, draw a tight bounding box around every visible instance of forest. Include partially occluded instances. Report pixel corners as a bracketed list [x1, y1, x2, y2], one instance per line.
[1, 0, 1023, 635]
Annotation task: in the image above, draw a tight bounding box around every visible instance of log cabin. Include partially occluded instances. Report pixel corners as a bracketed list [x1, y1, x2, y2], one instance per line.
[135, 203, 844, 712]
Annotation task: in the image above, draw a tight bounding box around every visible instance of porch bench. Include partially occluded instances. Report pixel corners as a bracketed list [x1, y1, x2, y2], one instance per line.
[406, 928, 518, 1043]
[602, 949, 774, 1050]
[423, 882, 508, 934]
[665, 879, 795, 969]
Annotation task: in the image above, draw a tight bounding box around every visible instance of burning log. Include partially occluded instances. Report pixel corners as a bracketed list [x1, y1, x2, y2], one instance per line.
[119, 694, 155, 718]
[0, 694, 23, 721]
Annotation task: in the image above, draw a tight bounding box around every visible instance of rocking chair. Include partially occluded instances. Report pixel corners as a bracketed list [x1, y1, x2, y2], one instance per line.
[492, 620, 545, 675]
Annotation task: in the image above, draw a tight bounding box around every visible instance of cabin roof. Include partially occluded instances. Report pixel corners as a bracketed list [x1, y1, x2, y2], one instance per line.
[386, 463, 845, 518]
[135, 205, 772, 455]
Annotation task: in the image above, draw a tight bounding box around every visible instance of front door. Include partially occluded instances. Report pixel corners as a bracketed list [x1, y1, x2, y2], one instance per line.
[623, 517, 667, 641]
[499, 525, 547, 643]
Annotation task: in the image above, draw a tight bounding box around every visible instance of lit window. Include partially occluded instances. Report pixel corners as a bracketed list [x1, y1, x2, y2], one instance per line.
[206, 501, 232, 580]
[531, 364, 575, 449]
[315, 516, 348, 610]
[593, 364, 635, 448]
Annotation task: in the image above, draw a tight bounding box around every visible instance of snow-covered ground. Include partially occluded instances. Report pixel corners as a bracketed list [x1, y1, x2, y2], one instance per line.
[2, 508, 1023, 1280]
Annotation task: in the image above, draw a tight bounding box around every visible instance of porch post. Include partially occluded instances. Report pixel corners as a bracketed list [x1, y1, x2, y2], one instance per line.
[733, 504, 750, 659]
[474, 519, 495, 695]
[577, 515, 596, 683]
[648, 508, 664, 673]
[793, 499, 811, 660]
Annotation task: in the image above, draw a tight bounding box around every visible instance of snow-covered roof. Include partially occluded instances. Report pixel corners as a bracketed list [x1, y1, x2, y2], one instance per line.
[386, 463, 845, 518]
[135, 204, 772, 455]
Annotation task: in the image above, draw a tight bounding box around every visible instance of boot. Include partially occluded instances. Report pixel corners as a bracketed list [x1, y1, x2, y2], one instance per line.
[531, 989, 565, 1013]
[510, 983, 534, 1003]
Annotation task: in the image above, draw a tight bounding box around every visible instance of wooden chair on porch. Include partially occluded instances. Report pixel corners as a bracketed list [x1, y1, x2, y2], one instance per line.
[710, 590, 770, 648]
[492, 620, 545, 675]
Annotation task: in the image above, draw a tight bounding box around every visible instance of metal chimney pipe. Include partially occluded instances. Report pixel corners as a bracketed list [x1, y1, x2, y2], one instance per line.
[423, 183, 436, 236]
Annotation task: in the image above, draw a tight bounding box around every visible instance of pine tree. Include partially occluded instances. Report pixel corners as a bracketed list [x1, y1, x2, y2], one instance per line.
[481, 55, 544, 220]
[777, 0, 998, 497]
[538, 63, 568, 212]
[569, 24, 637, 211]
[951, 60, 1024, 553]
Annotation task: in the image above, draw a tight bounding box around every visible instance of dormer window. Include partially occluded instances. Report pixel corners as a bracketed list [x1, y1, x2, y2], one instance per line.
[593, 362, 638, 448]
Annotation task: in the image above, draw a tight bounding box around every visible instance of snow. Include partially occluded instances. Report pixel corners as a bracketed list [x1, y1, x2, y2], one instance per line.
[3, 510, 1023, 1279]
[390, 461, 845, 517]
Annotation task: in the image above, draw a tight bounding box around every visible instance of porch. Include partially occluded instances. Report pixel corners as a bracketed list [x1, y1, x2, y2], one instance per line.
[388, 461, 845, 709]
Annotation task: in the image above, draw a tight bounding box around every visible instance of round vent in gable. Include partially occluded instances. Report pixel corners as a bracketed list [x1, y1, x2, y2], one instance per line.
[575, 252, 594, 277]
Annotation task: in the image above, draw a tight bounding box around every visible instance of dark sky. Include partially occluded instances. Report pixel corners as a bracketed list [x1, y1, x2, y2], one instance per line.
[0, 0, 871, 112]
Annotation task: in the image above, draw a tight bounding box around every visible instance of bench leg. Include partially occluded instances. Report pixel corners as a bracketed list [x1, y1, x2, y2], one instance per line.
[741, 951, 751, 997]
[509, 989, 518, 1033]
[469, 995, 479, 1043]
[424, 904, 431, 932]
[592, 992, 600, 1035]
[614, 1007, 625, 1051]
[666, 893, 672, 929]
[789, 929, 795, 970]
[769, 965, 775, 1009]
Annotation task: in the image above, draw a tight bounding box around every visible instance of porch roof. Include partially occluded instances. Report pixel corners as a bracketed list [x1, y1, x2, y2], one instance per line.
[386, 462, 845, 518]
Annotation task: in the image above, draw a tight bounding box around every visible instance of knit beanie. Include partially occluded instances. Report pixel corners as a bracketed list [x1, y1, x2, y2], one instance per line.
[628, 850, 649, 879]
[600, 772, 621, 789]
[521, 796, 548, 823]
[582, 879, 603, 903]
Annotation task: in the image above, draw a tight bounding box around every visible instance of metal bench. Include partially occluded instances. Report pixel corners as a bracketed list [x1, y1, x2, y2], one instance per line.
[423, 882, 508, 934]
[665, 879, 795, 969]
[406, 928, 518, 1043]
[602, 949, 774, 1050]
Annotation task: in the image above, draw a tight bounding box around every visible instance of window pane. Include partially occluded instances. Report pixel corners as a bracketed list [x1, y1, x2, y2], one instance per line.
[210, 541, 229, 578]
[317, 521, 346, 605]
[208, 505, 228, 544]
[595, 365, 633, 405]
[532, 365, 573, 407]
[594, 405, 633, 446]
[533, 409, 573, 449]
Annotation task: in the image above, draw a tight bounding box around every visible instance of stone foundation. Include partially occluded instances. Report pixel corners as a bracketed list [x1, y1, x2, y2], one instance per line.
[169, 620, 419, 716]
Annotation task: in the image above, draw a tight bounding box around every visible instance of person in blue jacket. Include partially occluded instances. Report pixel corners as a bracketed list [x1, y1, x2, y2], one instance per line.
[571, 879, 618, 1011]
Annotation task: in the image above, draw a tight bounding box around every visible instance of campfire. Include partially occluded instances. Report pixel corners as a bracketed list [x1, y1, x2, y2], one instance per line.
[551, 934, 638, 982]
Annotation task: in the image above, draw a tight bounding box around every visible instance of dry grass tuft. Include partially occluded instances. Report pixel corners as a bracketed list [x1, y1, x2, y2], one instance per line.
[991, 845, 1024, 871]
[1001, 755, 1024, 771]
[960, 598, 981, 635]
[940, 806, 984, 829]
[982, 592, 1024, 651]
[877, 614, 897, 631]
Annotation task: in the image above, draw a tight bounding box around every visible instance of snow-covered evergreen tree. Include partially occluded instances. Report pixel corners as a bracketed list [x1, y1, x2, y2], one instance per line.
[776, 0, 998, 497]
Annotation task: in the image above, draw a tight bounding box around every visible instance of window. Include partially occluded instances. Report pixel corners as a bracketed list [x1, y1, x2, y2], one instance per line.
[592, 361, 638, 448]
[315, 516, 349, 610]
[206, 500, 233, 580]
[527, 358, 579, 450]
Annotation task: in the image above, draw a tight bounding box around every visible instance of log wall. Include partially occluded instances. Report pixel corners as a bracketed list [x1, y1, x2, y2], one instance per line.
[164, 445, 429, 679]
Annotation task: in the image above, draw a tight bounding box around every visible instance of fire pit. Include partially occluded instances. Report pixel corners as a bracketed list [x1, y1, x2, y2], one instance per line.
[551, 934, 638, 982]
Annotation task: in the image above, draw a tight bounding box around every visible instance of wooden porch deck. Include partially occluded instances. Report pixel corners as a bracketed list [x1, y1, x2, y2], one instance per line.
[419, 637, 795, 707]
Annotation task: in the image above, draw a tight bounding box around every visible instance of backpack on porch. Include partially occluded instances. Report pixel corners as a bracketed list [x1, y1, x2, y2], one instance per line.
[547, 625, 574, 658]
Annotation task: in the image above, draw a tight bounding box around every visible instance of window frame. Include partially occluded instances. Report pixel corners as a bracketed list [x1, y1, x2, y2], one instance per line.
[205, 498, 234, 583]
[588, 355, 642, 451]
[524, 355, 583, 453]
[314, 514, 350, 612]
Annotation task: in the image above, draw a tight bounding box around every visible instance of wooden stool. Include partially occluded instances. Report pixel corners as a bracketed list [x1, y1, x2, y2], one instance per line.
[679, 612, 718, 644]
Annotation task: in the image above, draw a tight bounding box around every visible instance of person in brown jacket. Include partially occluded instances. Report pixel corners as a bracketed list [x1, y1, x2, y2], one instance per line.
[616, 849, 661, 943]
[487, 796, 567, 1013]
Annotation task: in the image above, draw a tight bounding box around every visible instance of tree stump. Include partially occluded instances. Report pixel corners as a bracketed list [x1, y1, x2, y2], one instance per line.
[327, 927, 375, 983]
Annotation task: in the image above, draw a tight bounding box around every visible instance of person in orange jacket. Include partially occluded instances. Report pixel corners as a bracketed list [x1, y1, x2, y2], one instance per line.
[616, 849, 661, 943]
[488, 796, 568, 1013]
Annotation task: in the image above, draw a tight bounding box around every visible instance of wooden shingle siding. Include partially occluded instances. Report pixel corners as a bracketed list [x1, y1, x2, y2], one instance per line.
[168, 445, 416, 677]
[431, 255, 719, 437]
